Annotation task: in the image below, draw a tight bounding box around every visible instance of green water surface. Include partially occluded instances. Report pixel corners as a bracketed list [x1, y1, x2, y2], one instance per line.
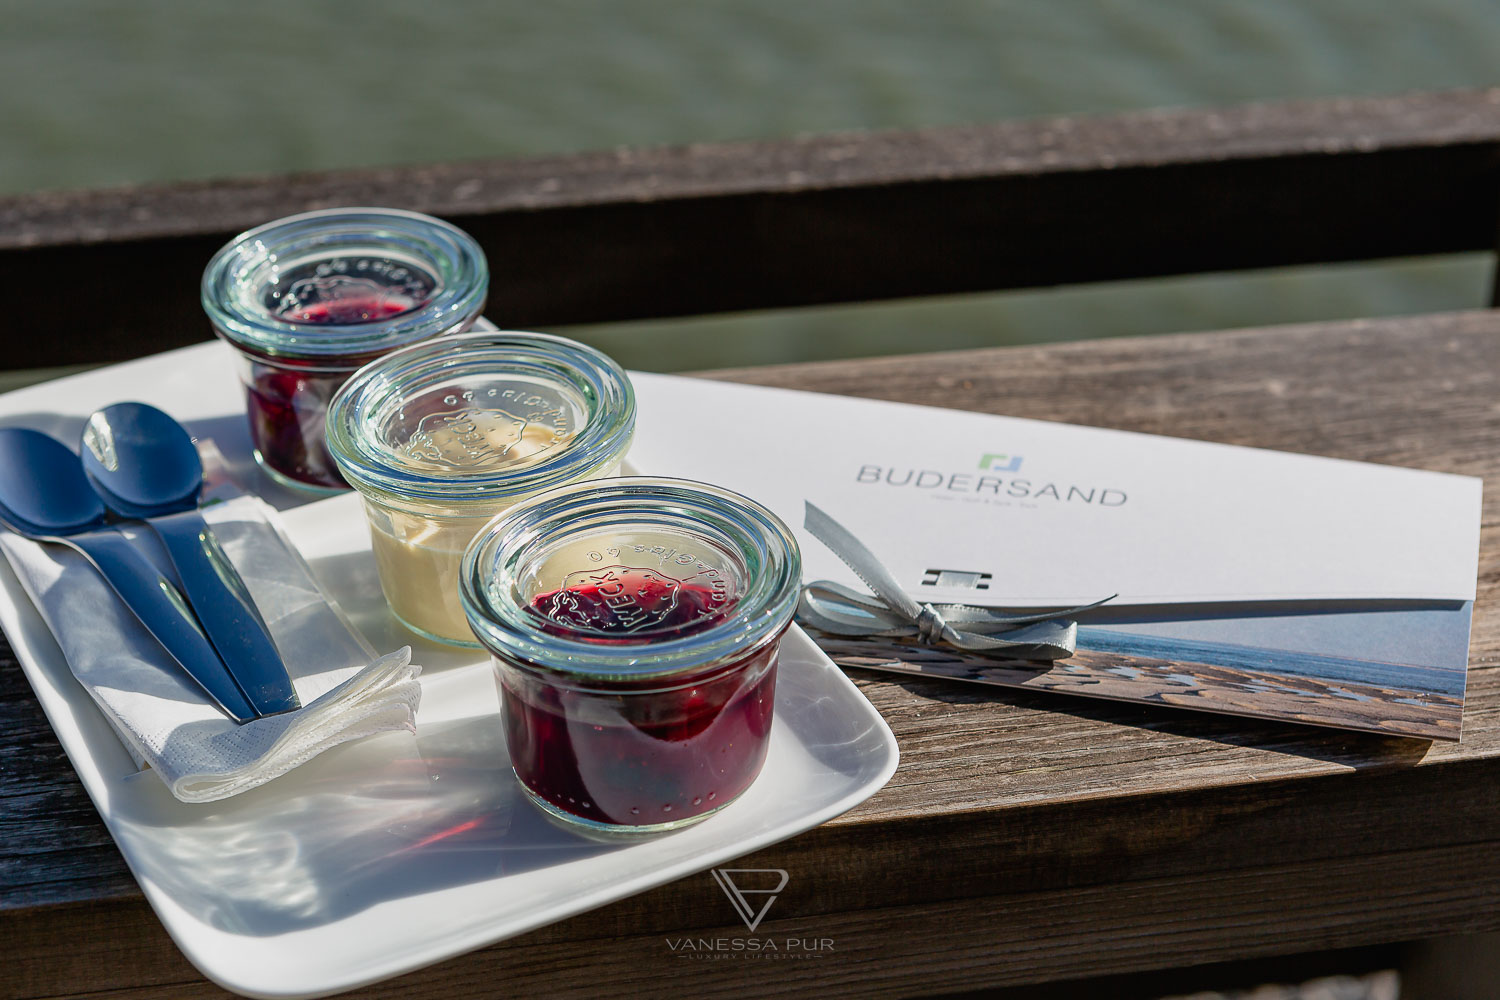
[2, 0, 1496, 371]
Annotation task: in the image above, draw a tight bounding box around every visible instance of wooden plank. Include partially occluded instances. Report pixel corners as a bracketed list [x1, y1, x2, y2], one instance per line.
[8, 840, 1498, 1000]
[348, 840, 1500, 1000]
[14, 956, 1407, 1000]
[2, 89, 1499, 367]
[2, 310, 1499, 997]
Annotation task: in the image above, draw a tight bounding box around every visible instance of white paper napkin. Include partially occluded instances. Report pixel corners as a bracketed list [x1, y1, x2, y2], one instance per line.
[0, 495, 422, 803]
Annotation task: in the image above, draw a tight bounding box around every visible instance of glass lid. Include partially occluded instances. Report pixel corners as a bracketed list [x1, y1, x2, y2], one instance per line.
[326, 331, 635, 505]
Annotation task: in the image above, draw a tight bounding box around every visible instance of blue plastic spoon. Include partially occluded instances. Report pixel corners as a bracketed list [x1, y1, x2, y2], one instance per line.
[80, 403, 300, 717]
[0, 426, 257, 721]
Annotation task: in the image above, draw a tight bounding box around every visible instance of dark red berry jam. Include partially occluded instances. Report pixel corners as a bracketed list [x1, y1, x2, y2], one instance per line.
[234, 256, 442, 488]
[243, 359, 353, 489]
[499, 577, 778, 827]
[530, 569, 731, 641]
[265, 257, 436, 325]
[208, 213, 488, 493]
[281, 294, 421, 325]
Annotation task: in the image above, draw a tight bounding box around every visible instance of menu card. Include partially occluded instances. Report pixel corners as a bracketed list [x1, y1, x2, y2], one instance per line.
[627, 373, 1482, 741]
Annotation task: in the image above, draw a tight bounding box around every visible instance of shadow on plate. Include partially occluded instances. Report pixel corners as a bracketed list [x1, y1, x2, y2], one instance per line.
[107, 717, 615, 936]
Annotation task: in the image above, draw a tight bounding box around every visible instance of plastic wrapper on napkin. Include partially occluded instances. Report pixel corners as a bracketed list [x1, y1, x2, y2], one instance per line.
[0, 494, 422, 802]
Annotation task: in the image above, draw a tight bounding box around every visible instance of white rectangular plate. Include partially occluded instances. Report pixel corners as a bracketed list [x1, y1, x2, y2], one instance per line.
[0, 343, 899, 999]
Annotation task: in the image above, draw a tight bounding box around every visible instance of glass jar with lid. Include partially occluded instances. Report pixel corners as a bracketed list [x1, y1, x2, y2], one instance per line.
[202, 207, 488, 492]
[326, 331, 635, 646]
[460, 477, 801, 834]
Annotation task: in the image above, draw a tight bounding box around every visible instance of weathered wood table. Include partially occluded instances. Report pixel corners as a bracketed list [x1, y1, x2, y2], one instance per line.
[5, 307, 1497, 999]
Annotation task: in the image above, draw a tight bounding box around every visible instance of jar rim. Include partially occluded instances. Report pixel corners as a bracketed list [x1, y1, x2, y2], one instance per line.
[201, 207, 488, 360]
[461, 477, 802, 680]
[325, 330, 635, 507]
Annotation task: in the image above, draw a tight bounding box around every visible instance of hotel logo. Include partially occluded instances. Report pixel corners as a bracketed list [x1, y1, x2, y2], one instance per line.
[855, 451, 1126, 507]
[978, 453, 1023, 472]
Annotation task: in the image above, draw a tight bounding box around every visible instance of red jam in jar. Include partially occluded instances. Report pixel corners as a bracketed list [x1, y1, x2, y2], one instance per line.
[241, 357, 358, 488]
[501, 616, 778, 827]
[202, 208, 488, 493]
[461, 479, 801, 834]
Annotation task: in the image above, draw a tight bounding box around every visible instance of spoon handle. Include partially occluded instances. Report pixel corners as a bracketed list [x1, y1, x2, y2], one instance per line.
[65, 530, 259, 722]
[148, 511, 301, 716]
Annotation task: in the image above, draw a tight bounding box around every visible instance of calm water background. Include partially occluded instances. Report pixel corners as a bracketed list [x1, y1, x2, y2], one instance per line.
[3, 0, 1497, 371]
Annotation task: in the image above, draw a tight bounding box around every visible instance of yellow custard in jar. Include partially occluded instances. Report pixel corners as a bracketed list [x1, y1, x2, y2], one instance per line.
[325, 331, 635, 646]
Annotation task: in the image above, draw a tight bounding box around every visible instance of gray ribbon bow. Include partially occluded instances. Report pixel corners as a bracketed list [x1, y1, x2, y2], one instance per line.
[796, 502, 1114, 661]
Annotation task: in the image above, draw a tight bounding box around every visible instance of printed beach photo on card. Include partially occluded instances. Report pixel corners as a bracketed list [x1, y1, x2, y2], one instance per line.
[816, 600, 1471, 741]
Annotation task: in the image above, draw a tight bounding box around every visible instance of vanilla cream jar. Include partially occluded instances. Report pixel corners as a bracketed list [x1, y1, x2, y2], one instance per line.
[325, 331, 635, 645]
